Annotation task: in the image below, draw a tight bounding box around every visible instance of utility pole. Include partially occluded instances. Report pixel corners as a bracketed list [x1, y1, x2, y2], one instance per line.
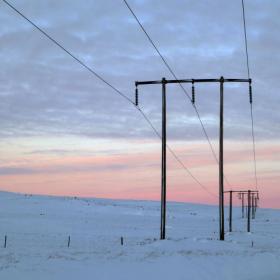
[251, 193, 255, 219]
[229, 190, 233, 232]
[219, 77, 225, 240]
[256, 192, 259, 215]
[135, 77, 251, 241]
[241, 192, 245, 218]
[135, 77, 167, 240]
[255, 197, 258, 212]
[247, 190, 251, 232]
[161, 78, 167, 240]
[238, 191, 245, 218]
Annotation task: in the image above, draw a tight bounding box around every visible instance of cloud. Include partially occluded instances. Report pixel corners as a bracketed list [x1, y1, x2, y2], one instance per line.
[0, 0, 279, 142]
[0, 160, 135, 175]
[0, 166, 35, 175]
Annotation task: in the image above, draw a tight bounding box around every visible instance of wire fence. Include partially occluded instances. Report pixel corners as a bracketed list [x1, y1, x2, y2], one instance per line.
[0, 232, 160, 251]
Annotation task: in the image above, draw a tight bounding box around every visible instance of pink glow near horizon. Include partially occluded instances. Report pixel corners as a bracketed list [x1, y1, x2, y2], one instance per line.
[0, 141, 279, 208]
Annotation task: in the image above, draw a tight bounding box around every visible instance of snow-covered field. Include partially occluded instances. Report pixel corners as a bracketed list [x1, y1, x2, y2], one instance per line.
[0, 191, 279, 279]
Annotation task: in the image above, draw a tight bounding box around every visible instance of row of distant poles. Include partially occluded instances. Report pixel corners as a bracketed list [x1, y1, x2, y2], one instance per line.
[135, 76, 258, 241]
[224, 190, 259, 233]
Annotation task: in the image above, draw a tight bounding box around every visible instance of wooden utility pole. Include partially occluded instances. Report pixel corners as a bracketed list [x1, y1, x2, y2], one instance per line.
[251, 193, 254, 219]
[229, 190, 233, 232]
[219, 77, 225, 240]
[134, 77, 168, 240]
[135, 77, 251, 241]
[247, 190, 251, 232]
[161, 78, 167, 240]
[241, 192, 245, 218]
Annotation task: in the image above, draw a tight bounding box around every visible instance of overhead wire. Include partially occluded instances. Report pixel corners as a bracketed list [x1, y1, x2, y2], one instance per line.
[2, 0, 134, 106]
[123, 0, 233, 188]
[241, 0, 258, 190]
[1, 0, 217, 198]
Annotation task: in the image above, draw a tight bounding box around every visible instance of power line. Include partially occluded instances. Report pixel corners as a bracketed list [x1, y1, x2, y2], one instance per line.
[123, 0, 233, 189]
[241, 0, 250, 78]
[241, 0, 258, 190]
[2, 0, 134, 106]
[2, 0, 217, 198]
[250, 107, 258, 189]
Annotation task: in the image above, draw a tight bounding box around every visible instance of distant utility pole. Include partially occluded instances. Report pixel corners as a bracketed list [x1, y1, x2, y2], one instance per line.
[238, 190, 249, 218]
[229, 190, 233, 232]
[247, 190, 258, 231]
[251, 193, 255, 219]
[255, 196, 258, 213]
[239, 192, 245, 218]
[247, 190, 251, 232]
[252, 193, 258, 219]
[135, 77, 251, 241]
[241, 192, 245, 218]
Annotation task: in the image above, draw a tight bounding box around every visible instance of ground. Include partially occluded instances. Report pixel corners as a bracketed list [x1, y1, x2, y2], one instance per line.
[0, 191, 279, 279]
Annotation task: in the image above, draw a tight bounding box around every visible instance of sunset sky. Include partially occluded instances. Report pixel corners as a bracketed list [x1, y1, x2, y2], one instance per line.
[0, 0, 279, 208]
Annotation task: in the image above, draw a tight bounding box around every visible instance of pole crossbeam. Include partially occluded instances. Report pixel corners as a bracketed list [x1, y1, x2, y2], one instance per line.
[224, 190, 259, 194]
[136, 78, 251, 86]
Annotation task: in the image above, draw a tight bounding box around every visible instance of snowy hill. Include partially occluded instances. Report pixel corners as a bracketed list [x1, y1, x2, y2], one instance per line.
[0, 191, 279, 279]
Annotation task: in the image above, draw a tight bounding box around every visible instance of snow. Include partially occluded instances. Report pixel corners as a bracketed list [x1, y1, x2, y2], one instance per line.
[0, 191, 279, 279]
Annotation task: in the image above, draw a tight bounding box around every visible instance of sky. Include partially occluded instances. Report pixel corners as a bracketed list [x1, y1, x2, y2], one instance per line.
[0, 0, 279, 208]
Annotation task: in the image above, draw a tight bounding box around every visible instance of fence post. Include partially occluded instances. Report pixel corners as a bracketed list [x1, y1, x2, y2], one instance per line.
[4, 235, 7, 248]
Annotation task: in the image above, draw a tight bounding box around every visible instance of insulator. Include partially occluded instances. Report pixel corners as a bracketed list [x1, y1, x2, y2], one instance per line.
[192, 82, 195, 104]
[135, 87, 138, 106]
[249, 83, 253, 104]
